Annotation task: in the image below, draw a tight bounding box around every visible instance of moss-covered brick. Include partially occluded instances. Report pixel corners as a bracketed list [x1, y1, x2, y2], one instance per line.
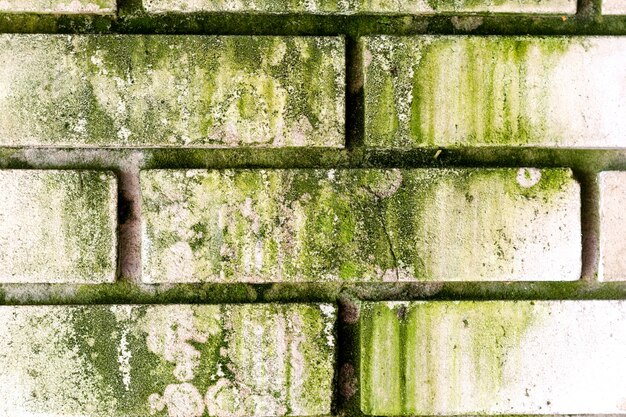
[142, 0, 573, 14]
[364, 36, 626, 148]
[141, 168, 580, 283]
[0, 170, 117, 283]
[598, 171, 626, 281]
[0, 35, 344, 148]
[0, 0, 115, 13]
[0, 303, 335, 417]
[360, 300, 626, 415]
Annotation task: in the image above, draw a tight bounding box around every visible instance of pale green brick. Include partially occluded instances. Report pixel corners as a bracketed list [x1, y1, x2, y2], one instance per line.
[0, 170, 117, 283]
[143, 0, 573, 14]
[361, 301, 626, 415]
[141, 168, 580, 283]
[0, 0, 115, 13]
[364, 36, 626, 148]
[0, 303, 336, 416]
[0, 35, 344, 148]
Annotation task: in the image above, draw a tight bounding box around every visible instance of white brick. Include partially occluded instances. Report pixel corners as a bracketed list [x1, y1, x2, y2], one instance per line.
[599, 171, 626, 281]
[603, 0, 626, 14]
[0, 0, 115, 13]
[361, 301, 626, 415]
[365, 36, 626, 148]
[0, 170, 117, 283]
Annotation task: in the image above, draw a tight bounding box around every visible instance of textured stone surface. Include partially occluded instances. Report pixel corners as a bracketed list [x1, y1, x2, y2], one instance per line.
[141, 168, 580, 283]
[603, 0, 626, 13]
[0, 0, 115, 13]
[0, 303, 336, 417]
[0, 35, 344, 148]
[599, 171, 626, 281]
[0, 170, 117, 283]
[361, 301, 626, 415]
[143, 0, 574, 14]
[364, 36, 626, 148]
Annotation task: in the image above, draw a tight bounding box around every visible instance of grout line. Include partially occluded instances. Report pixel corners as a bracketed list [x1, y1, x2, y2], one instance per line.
[335, 295, 362, 417]
[117, 157, 143, 283]
[3, 148, 626, 170]
[577, 0, 602, 19]
[344, 35, 365, 151]
[0, 281, 625, 305]
[577, 169, 601, 281]
[1, 14, 626, 35]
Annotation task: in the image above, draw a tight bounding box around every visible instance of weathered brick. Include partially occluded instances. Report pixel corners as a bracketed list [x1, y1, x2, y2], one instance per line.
[599, 171, 626, 281]
[364, 36, 626, 148]
[0, 35, 344, 148]
[143, 0, 573, 14]
[141, 168, 580, 283]
[603, 0, 626, 13]
[0, 303, 335, 416]
[0, 170, 116, 283]
[0, 0, 115, 13]
[361, 301, 626, 415]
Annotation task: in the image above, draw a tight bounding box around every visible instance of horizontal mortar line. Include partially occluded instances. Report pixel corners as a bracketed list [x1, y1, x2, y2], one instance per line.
[2, 148, 626, 171]
[3, 15, 626, 35]
[0, 281, 625, 305]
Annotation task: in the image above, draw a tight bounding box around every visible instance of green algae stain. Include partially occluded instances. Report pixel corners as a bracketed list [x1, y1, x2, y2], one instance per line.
[360, 302, 403, 415]
[144, 167, 577, 284]
[361, 302, 538, 415]
[504, 167, 574, 199]
[406, 302, 536, 414]
[409, 37, 573, 147]
[65, 306, 178, 416]
[55, 171, 116, 281]
[372, 77, 400, 141]
[1, 35, 343, 147]
[366, 36, 575, 148]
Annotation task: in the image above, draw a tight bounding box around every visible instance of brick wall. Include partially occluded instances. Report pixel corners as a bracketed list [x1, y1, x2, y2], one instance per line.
[0, 0, 626, 415]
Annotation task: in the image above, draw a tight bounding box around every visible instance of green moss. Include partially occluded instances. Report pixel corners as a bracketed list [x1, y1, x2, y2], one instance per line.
[366, 36, 575, 148]
[360, 302, 402, 415]
[371, 77, 399, 142]
[54, 171, 116, 280]
[361, 301, 537, 415]
[0, 35, 343, 147]
[61, 306, 176, 415]
[71, 281, 258, 304]
[142, 167, 577, 283]
[189, 306, 229, 394]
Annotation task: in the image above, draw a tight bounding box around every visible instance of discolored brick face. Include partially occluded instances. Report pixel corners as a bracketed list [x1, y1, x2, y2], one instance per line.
[141, 168, 580, 283]
[0, 35, 344, 148]
[360, 301, 626, 415]
[0, 0, 626, 415]
[0, 304, 335, 416]
[363, 36, 626, 148]
[0, 170, 117, 283]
